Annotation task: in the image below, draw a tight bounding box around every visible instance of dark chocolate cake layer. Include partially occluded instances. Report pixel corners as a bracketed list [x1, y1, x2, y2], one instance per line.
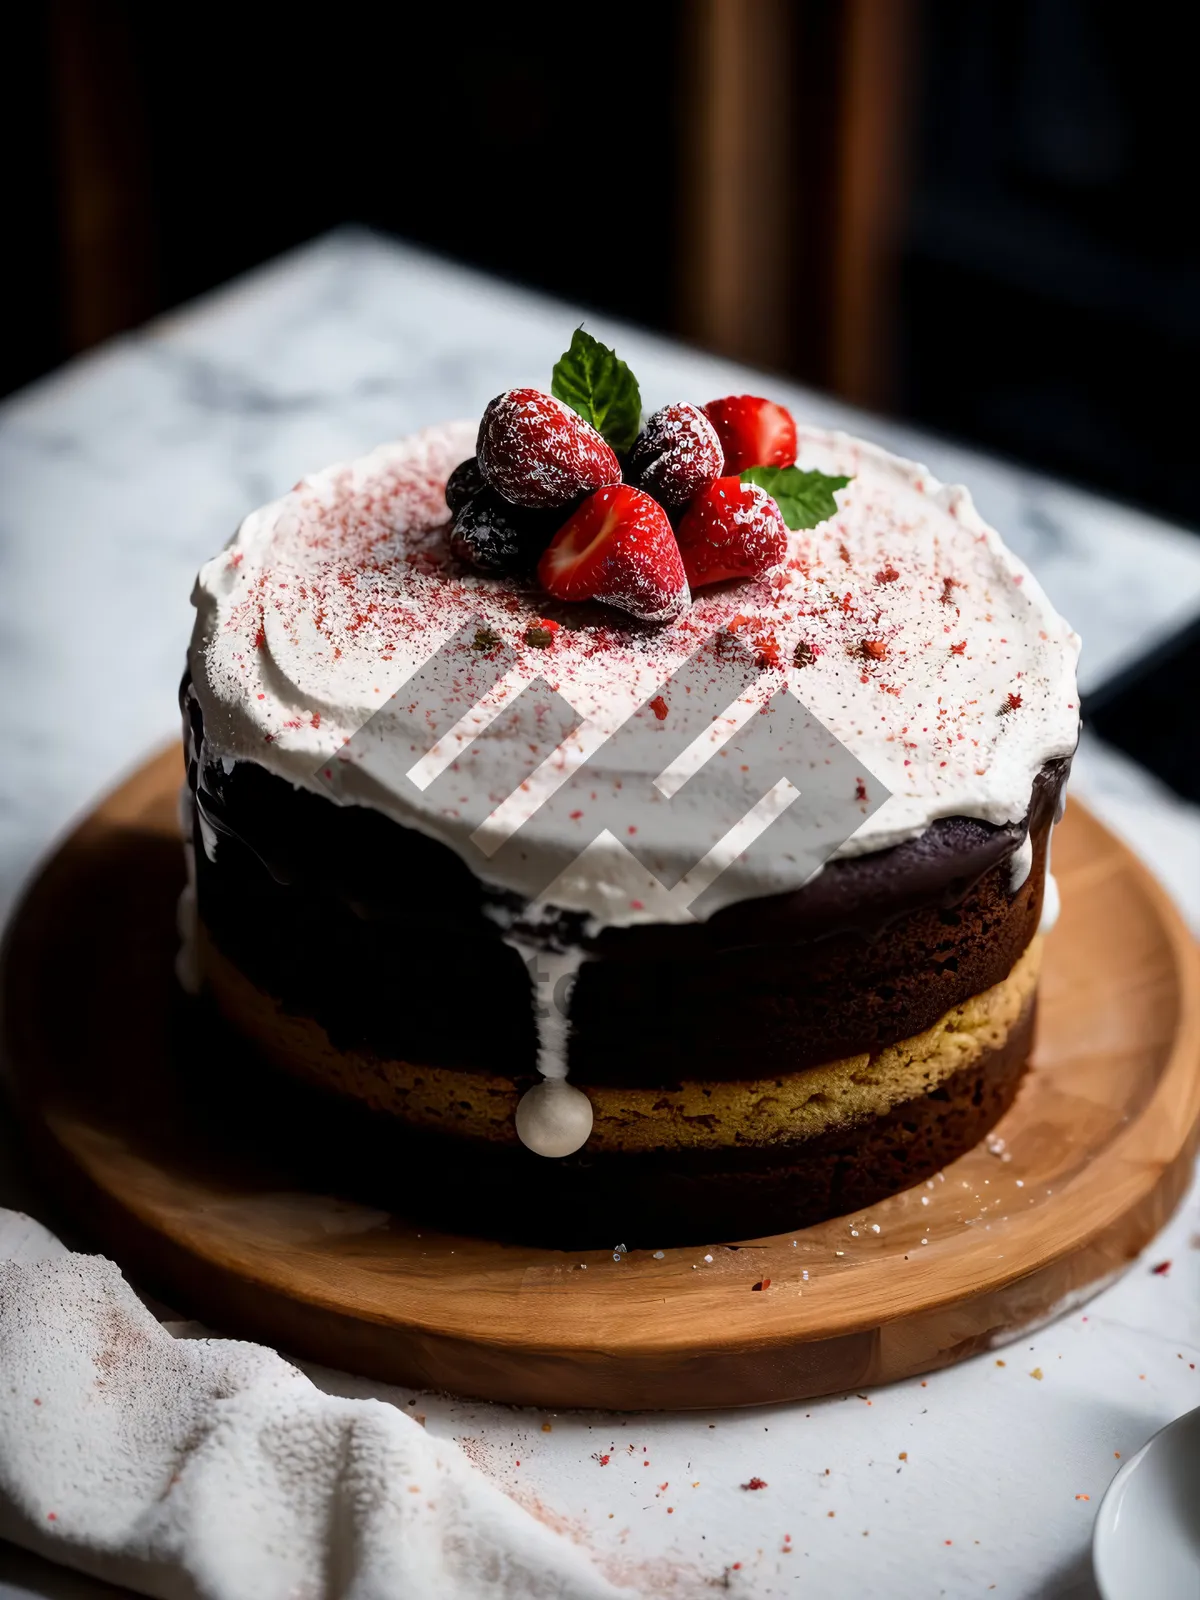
[185, 678, 1063, 1087]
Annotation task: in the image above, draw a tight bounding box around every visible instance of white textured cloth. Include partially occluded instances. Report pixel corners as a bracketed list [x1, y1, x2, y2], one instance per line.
[0, 1212, 627, 1600]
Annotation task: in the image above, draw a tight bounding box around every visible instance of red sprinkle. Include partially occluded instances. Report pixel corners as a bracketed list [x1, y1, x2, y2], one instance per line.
[741, 1477, 768, 1491]
[1151, 1260, 1172, 1276]
[649, 695, 669, 721]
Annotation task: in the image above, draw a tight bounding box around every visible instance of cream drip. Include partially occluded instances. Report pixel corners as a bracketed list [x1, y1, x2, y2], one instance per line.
[1009, 834, 1034, 892]
[503, 936, 593, 1157]
[1039, 824, 1060, 933]
[1039, 872, 1061, 933]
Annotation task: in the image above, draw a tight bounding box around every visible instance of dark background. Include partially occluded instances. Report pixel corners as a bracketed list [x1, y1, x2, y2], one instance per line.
[8, 0, 1196, 529]
[5, 0, 1198, 792]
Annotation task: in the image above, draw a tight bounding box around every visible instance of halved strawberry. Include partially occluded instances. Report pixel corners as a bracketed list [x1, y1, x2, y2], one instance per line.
[674, 477, 787, 589]
[702, 395, 797, 474]
[477, 388, 621, 509]
[538, 484, 689, 623]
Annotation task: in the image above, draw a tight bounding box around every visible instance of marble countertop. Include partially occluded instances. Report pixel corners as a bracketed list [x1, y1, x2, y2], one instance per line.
[1, 228, 1198, 1599]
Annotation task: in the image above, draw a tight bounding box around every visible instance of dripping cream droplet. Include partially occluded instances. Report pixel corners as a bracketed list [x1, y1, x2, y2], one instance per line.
[515, 1079, 594, 1158]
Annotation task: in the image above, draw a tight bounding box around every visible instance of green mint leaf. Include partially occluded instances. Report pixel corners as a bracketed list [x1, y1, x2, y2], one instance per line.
[741, 465, 851, 530]
[551, 328, 642, 454]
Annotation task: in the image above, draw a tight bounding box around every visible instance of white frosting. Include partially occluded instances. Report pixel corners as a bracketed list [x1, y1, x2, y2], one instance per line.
[1009, 833, 1034, 892]
[187, 421, 1080, 932]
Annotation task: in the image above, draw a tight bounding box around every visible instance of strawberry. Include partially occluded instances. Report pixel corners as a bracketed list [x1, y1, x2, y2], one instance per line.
[538, 484, 689, 623]
[702, 394, 797, 474]
[477, 388, 621, 509]
[627, 402, 723, 506]
[674, 477, 787, 589]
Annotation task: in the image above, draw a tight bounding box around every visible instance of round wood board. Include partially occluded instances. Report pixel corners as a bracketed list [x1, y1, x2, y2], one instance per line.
[4, 747, 1199, 1410]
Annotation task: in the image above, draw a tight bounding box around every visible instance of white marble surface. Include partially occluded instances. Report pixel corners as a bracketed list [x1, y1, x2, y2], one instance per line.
[1, 228, 1199, 1599]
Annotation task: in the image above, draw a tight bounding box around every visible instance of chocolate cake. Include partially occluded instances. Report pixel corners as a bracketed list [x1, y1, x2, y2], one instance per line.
[180, 338, 1079, 1244]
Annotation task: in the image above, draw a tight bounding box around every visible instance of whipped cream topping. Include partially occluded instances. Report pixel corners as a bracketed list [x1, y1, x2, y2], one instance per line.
[188, 420, 1080, 931]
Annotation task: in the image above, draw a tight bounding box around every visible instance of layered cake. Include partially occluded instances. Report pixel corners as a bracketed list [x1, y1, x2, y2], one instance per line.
[180, 333, 1079, 1243]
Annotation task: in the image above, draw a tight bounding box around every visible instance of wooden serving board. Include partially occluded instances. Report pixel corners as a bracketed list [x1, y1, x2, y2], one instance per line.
[4, 747, 1199, 1409]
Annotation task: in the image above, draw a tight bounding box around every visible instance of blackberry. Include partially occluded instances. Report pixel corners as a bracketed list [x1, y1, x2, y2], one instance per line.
[445, 456, 485, 515]
[449, 491, 556, 576]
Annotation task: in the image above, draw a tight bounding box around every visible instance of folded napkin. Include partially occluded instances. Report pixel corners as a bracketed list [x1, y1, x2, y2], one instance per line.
[0, 1211, 628, 1600]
